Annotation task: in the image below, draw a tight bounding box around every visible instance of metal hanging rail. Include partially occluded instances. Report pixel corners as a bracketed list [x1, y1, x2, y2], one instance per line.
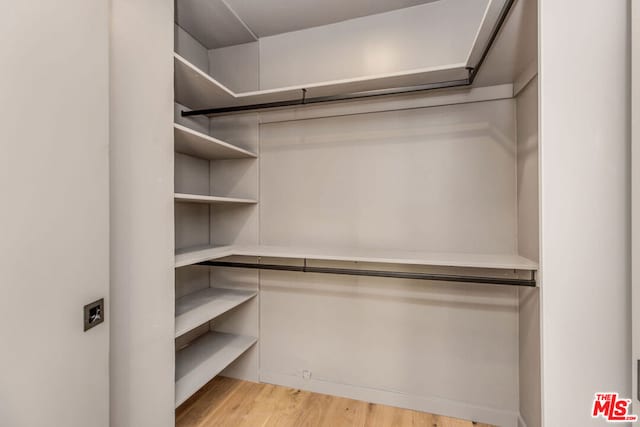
[181, 0, 515, 117]
[197, 260, 537, 287]
[181, 77, 471, 117]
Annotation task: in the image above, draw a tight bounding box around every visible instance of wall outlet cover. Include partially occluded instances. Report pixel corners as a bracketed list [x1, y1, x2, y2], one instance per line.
[84, 298, 105, 331]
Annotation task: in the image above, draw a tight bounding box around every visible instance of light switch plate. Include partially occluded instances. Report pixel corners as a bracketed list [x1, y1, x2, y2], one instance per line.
[84, 298, 104, 331]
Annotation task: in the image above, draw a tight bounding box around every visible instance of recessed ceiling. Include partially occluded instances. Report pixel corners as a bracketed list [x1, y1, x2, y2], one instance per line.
[224, 0, 442, 39]
[177, 0, 442, 49]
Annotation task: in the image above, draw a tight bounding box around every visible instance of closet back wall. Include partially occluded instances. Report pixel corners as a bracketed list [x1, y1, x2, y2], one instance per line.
[258, 98, 521, 426]
[260, 99, 517, 252]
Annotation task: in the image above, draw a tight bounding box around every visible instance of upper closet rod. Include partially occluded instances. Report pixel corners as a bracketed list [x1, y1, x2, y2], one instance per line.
[197, 260, 537, 287]
[181, 77, 471, 117]
[181, 0, 515, 117]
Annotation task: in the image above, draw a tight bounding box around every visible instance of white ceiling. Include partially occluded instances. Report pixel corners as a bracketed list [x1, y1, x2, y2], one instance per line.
[224, 0, 441, 38]
[177, 0, 441, 49]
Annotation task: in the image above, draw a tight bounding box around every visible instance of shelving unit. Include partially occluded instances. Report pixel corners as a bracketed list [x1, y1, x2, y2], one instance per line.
[174, 193, 257, 205]
[169, 1, 542, 425]
[175, 244, 538, 272]
[175, 288, 257, 338]
[174, 53, 469, 112]
[175, 245, 236, 268]
[175, 331, 257, 407]
[174, 123, 257, 160]
[173, 37, 260, 407]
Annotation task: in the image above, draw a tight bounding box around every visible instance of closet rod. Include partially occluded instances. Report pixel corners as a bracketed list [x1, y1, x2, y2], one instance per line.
[197, 260, 537, 287]
[181, 0, 515, 117]
[181, 78, 470, 116]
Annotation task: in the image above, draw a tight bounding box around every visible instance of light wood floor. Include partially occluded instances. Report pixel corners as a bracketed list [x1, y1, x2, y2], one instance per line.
[176, 377, 493, 427]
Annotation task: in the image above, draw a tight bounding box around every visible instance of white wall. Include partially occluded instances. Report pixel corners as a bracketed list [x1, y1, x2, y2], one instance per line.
[539, 1, 630, 426]
[260, 99, 518, 253]
[175, 24, 209, 73]
[209, 43, 260, 92]
[0, 1, 110, 426]
[516, 77, 540, 263]
[260, 269, 519, 426]
[257, 97, 521, 426]
[258, 0, 488, 89]
[110, 1, 175, 426]
[516, 76, 540, 427]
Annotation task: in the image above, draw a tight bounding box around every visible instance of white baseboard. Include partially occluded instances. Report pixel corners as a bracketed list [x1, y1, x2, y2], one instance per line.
[260, 371, 519, 427]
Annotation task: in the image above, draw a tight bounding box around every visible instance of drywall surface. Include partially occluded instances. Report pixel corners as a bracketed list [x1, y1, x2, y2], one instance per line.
[260, 270, 519, 426]
[0, 1, 109, 426]
[258, 98, 520, 426]
[516, 77, 539, 263]
[258, 0, 488, 89]
[175, 24, 209, 73]
[208, 42, 260, 92]
[110, 0, 175, 426]
[174, 153, 211, 251]
[517, 76, 540, 427]
[260, 99, 517, 253]
[539, 1, 630, 426]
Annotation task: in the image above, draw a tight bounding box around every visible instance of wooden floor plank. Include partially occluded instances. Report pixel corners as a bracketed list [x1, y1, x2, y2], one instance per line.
[257, 386, 310, 427]
[262, 387, 313, 427]
[199, 380, 264, 427]
[318, 396, 368, 427]
[364, 402, 397, 427]
[290, 390, 334, 427]
[175, 377, 495, 427]
[176, 376, 240, 427]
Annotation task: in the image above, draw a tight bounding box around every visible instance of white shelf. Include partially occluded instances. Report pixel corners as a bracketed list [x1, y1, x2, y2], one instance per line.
[175, 245, 236, 268]
[234, 245, 538, 271]
[175, 331, 257, 407]
[174, 193, 257, 205]
[175, 288, 256, 338]
[174, 53, 469, 111]
[174, 244, 538, 271]
[174, 123, 257, 160]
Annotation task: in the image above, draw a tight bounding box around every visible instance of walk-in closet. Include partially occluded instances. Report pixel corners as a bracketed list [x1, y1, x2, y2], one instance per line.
[4, 0, 635, 426]
[5, 0, 632, 426]
[172, 0, 539, 426]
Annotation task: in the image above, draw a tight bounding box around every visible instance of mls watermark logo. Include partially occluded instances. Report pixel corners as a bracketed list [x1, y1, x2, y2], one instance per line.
[592, 393, 638, 422]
